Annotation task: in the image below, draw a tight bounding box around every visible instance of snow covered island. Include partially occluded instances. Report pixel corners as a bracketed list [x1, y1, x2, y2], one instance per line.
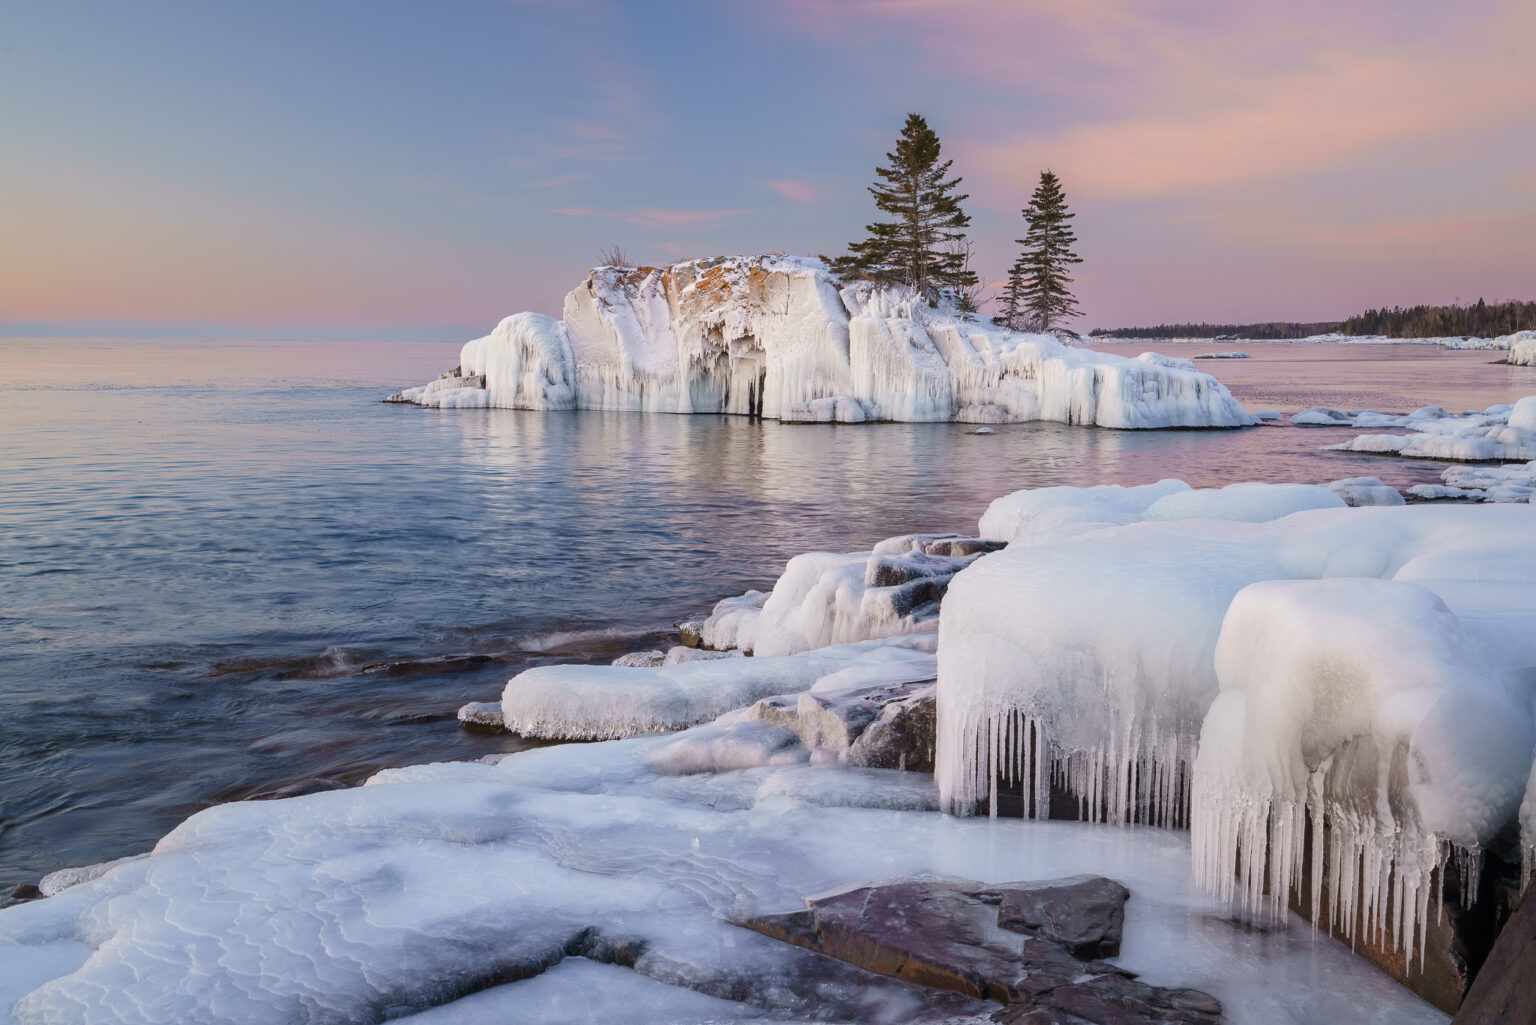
[6, 479, 1533, 1024]
[389, 255, 1256, 428]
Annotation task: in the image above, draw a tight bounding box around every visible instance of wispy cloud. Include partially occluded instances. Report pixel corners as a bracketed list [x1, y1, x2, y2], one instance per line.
[526, 173, 587, 189]
[551, 207, 746, 230]
[767, 179, 818, 203]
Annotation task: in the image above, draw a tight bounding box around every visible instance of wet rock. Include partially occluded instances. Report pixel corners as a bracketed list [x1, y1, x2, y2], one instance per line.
[739, 877, 1221, 1025]
[1451, 885, 1535, 1025]
[676, 619, 705, 648]
[746, 678, 936, 770]
[9, 883, 43, 901]
[994, 875, 1130, 959]
[846, 684, 936, 772]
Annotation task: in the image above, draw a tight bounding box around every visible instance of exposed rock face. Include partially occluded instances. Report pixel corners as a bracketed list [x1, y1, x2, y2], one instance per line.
[746, 678, 936, 771]
[739, 877, 1220, 1025]
[995, 875, 1130, 959]
[1452, 885, 1536, 1025]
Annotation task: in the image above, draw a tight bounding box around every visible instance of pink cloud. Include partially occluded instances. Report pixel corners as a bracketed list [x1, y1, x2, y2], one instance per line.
[550, 207, 746, 230]
[767, 179, 818, 203]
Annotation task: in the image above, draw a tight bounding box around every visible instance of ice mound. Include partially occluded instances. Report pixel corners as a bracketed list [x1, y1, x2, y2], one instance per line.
[501, 635, 936, 739]
[1192, 579, 1534, 960]
[701, 532, 1001, 655]
[1324, 396, 1536, 463]
[392, 256, 1256, 428]
[1407, 461, 1536, 504]
[1507, 333, 1536, 366]
[1324, 477, 1405, 507]
[939, 493, 1536, 964]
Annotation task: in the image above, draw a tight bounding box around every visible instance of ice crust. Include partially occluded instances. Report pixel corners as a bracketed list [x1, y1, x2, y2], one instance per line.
[0, 732, 1453, 1025]
[938, 495, 1536, 958]
[396, 256, 1256, 428]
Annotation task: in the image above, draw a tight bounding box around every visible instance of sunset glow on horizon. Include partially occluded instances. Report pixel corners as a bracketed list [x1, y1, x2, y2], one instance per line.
[4, 0, 1533, 335]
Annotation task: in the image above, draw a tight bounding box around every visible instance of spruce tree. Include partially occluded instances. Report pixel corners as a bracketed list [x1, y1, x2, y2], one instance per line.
[997, 254, 1029, 330]
[1016, 170, 1082, 331]
[836, 113, 977, 302]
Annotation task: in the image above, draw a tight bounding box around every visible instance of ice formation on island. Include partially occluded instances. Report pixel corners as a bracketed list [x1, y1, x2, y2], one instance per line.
[1092, 329, 1536, 352]
[936, 494, 1536, 958]
[391, 256, 1257, 428]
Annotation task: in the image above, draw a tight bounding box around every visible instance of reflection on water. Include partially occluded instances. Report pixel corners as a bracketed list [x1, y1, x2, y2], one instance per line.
[1, 337, 1531, 895]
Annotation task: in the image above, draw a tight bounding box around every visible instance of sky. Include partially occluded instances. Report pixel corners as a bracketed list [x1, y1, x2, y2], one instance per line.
[3, 0, 1533, 337]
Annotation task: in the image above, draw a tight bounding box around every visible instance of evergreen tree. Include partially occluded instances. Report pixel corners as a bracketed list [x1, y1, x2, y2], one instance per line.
[1015, 170, 1082, 331]
[997, 254, 1028, 330]
[835, 113, 976, 302]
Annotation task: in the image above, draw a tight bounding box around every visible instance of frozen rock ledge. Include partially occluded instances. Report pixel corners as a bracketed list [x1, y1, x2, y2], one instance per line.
[389, 255, 1256, 428]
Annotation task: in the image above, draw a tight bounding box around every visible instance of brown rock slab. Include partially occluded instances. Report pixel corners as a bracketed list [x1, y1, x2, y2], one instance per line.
[738, 877, 1222, 1025]
[1452, 885, 1536, 1025]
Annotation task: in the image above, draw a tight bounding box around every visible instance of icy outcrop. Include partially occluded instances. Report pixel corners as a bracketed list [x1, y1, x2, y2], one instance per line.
[937, 493, 1536, 963]
[1324, 396, 1536, 463]
[700, 532, 1002, 656]
[1407, 460, 1536, 504]
[500, 634, 936, 740]
[1191, 579, 1533, 962]
[1507, 332, 1536, 365]
[392, 256, 1256, 428]
[1324, 477, 1405, 507]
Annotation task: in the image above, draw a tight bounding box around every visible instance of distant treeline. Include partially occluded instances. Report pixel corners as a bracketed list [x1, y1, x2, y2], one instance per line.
[1088, 321, 1341, 340]
[1338, 299, 1536, 338]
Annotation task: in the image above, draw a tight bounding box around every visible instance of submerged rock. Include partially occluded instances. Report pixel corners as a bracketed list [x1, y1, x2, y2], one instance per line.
[739, 876, 1219, 1024]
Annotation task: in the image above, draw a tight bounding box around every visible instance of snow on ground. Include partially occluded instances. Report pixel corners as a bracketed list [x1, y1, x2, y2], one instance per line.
[0, 733, 1451, 1025]
[1321, 397, 1536, 464]
[937, 494, 1536, 960]
[391, 256, 1256, 428]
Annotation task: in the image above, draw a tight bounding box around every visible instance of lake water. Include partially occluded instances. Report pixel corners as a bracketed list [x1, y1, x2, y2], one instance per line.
[2, 336, 1532, 896]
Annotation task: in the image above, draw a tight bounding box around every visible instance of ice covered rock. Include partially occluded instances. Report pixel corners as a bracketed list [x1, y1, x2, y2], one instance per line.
[457, 701, 504, 729]
[1507, 333, 1536, 367]
[701, 533, 999, 656]
[1324, 397, 1536, 463]
[976, 479, 1191, 543]
[662, 645, 743, 666]
[639, 720, 809, 775]
[1325, 477, 1406, 507]
[391, 256, 1256, 428]
[1192, 351, 1250, 359]
[612, 649, 666, 667]
[1191, 579, 1534, 968]
[37, 854, 151, 898]
[501, 635, 936, 740]
[1143, 482, 1345, 521]
[1253, 409, 1281, 420]
[1291, 407, 1352, 426]
[938, 492, 1536, 1000]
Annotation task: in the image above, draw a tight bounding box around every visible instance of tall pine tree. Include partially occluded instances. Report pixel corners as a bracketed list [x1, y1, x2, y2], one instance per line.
[1015, 170, 1082, 331]
[997, 254, 1030, 331]
[836, 114, 977, 302]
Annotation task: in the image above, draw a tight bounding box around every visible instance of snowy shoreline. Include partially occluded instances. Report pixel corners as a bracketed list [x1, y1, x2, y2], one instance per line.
[7, 475, 1534, 1024]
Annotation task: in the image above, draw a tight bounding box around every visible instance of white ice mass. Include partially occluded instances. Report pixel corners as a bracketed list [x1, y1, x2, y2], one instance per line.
[935, 492, 1536, 960]
[1323, 396, 1536, 465]
[391, 256, 1256, 428]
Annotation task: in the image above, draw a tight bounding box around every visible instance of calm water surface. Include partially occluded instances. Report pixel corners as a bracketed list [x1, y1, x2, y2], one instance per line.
[2, 337, 1532, 895]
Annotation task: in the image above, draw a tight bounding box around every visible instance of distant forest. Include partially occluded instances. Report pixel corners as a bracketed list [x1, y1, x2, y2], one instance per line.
[1088, 321, 1340, 340]
[1092, 299, 1536, 340]
[1337, 299, 1536, 338]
